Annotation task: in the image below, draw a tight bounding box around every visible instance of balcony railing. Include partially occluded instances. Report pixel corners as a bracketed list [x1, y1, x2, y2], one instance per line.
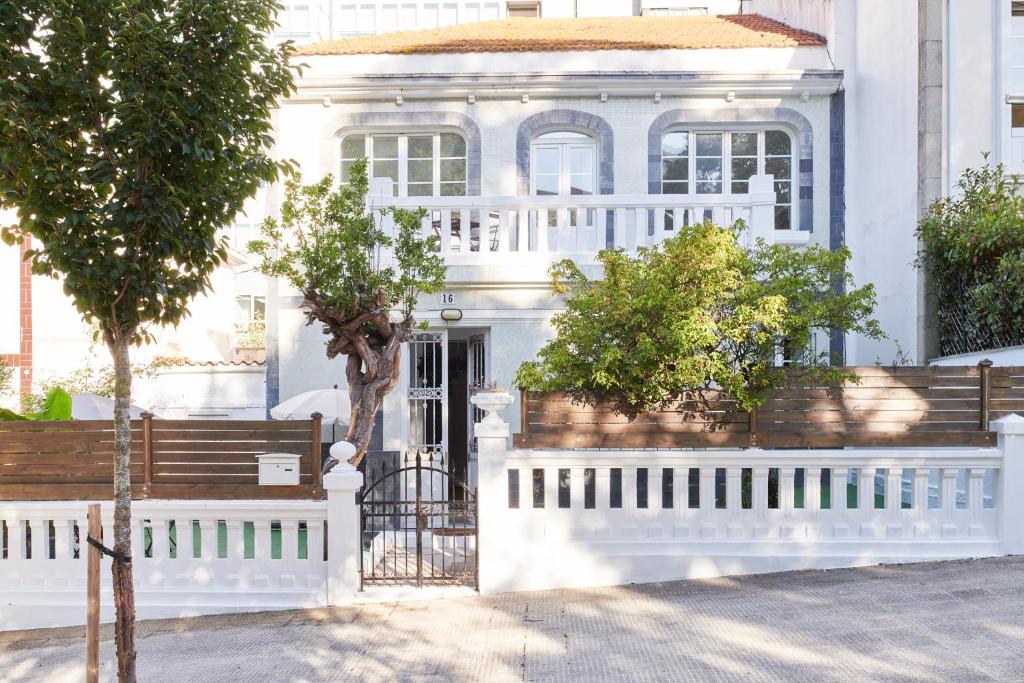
[367, 175, 808, 279]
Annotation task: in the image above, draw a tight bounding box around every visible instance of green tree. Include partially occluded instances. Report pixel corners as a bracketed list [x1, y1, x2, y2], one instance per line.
[917, 163, 1024, 354]
[250, 160, 446, 467]
[0, 3, 296, 679]
[515, 221, 883, 414]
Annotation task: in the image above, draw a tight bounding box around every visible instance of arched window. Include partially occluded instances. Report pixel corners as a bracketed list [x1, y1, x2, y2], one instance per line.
[660, 128, 795, 230]
[530, 130, 597, 197]
[340, 131, 467, 197]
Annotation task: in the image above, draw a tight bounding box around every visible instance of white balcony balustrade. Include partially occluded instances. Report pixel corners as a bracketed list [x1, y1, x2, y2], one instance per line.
[367, 175, 806, 280]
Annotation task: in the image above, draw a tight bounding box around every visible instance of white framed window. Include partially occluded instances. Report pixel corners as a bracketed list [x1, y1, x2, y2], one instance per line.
[278, 1, 312, 36]
[340, 132, 467, 197]
[530, 131, 597, 197]
[661, 128, 795, 230]
[235, 295, 265, 326]
[1007, 3, 1024, 170]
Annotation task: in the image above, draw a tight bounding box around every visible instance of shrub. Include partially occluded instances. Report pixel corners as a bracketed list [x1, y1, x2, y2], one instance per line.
[917, 164, 1024, 355]
[515, 221, 883, 414]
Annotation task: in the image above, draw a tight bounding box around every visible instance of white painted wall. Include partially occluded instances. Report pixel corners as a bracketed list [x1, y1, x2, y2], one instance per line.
[835, 0, 920, 366]
[0, 240, 19, 356]
[748, 0, 834, 44]
[133, 365, 267, 419]
[474, 409, 1024, 594]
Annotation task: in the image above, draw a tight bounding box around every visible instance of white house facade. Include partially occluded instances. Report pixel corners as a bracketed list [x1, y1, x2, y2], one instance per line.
[2, 3, 1020, 486]
[262, 14, 839, 482]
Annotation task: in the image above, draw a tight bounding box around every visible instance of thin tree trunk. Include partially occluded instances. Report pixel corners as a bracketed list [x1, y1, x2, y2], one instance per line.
[109, 336, 137, 683]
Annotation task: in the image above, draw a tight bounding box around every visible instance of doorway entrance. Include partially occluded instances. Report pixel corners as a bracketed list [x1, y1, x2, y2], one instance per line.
[404, 328, 489, 494]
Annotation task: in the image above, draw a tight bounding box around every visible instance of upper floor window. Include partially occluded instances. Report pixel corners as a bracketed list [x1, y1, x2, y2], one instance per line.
[278, 1, 311, 36]
[340, 132, 467, 197]
[661, 128, 794, 230]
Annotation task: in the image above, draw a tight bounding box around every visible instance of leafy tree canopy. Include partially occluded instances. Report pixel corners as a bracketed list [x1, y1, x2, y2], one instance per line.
[514, 221, 883, 413]
[0, 0, 296, 347]
[250, 160, 446, 464]
[917, 163, 1024, 354]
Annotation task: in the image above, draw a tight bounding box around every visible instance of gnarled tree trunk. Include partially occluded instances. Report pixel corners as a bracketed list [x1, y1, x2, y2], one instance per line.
[108, 335, 137, 683]
[312, 291, 413, 469]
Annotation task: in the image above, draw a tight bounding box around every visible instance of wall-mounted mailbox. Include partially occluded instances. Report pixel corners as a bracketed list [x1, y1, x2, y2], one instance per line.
[257, 453, 301, 485]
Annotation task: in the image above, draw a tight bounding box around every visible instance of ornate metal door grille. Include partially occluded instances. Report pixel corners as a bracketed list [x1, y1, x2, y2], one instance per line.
[407, 331, 446, 460]
[359, 449, 478, 588]
[468, 333, 487, 463]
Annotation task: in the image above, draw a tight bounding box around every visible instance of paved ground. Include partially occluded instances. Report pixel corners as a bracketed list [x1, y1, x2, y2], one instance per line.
[3, 557, 1024, 682]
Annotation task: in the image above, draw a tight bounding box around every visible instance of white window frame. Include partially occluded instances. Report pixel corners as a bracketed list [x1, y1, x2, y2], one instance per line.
[1002, 2, 1024, 173]
[278, 1, 312, 37]
[529, 132, 598, 197]
[661, 127, 797, 230]
[339, 131, 468, 198]
[235, 294, 265, 326]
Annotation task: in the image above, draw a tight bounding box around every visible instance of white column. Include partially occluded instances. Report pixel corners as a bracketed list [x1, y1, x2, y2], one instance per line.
[699, 467, 716, 538]
[940, 468, 959, 537]
[324, 461, 365, 605]
[912, 468, 932, 538]
[475, 412, 511, 595]
[198, 520, 216, 563]
[831, 467, 850, 538]
[994, 415, 1024, 553]
[726, 467, 743, 538]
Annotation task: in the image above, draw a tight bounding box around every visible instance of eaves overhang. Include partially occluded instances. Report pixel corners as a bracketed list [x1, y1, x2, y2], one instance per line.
[289, 70, 845, 104]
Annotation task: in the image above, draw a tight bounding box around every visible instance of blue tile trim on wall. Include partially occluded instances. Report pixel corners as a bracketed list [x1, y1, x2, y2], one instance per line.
[829, 90, 847, 363]
[516, 110, 615, 196]
[326, 111, 482, 195]
[647, 107, 814, 231]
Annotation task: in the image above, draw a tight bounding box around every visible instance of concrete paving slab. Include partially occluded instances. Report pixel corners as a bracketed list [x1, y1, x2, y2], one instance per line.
[2, 557, 1023, 682]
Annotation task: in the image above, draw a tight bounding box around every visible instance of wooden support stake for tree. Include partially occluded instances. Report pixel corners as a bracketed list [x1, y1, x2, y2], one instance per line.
[86, 503, 101, 683]
[311, 412, 323, 493]
[979, 359, 993, 431]
[747, 407, 760, 447]
[141, 412, 153, 497]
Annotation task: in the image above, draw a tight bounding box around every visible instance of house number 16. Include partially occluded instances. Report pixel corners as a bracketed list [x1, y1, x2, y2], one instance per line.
[440, 293, 456, 305]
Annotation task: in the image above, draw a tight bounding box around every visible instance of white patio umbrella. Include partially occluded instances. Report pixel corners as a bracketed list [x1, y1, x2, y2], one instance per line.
[71, 392, 147, 420]
[270, 386, 350, 426]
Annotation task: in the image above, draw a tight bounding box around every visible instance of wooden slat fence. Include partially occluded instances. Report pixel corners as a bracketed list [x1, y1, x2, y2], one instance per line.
[0, 416, 323, 501]
[513, 364, 1024, 449]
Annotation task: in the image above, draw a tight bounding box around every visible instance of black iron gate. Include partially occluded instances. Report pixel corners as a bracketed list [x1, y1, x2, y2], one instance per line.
[359, 449, 477, 589]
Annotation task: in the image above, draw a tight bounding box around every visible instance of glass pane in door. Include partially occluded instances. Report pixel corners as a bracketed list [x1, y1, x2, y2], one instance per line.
[533, 146, 560, 196]
[408, 332, 445, 460]
[568, 146, 595, 195]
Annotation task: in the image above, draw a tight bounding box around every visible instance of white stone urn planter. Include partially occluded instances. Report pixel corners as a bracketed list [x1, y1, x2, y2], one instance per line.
[470, 391, 515, 424]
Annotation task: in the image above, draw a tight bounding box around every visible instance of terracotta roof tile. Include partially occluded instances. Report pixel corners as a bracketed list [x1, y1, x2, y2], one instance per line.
[295, 15, 825, 56]
[153, 356, 266, 368]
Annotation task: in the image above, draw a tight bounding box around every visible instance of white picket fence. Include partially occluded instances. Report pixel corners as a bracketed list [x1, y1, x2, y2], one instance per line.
[475, 411, 1024, 594]
[0, 468, 363, 631]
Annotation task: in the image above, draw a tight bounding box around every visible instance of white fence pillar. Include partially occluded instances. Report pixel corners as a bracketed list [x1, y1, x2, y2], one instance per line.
[324, 461, 364, 605]
[471, 393, 514, 595]
[994, 414, 1024, 554]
